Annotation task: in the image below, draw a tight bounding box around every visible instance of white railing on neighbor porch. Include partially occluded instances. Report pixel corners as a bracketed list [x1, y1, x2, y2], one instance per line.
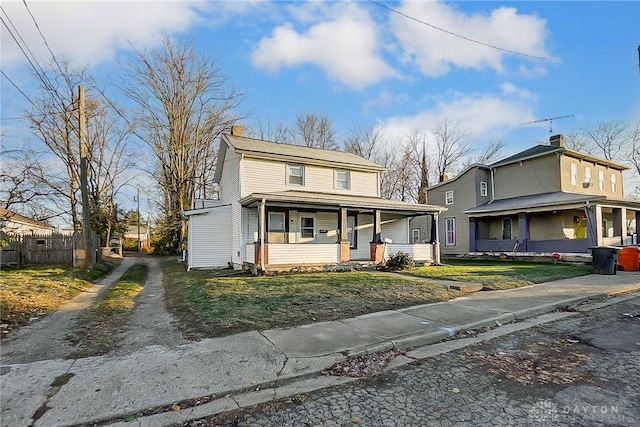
[268, 243, 340, 265]
[384, 243, 434, 262]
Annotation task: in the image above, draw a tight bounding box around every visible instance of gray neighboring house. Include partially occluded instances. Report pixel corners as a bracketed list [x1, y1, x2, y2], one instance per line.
[426, 134, 640, 256]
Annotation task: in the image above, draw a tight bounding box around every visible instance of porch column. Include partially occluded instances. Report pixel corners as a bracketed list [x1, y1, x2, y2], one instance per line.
[612, 208, 626, 245]
[258, 199, 266, 272]
[585, 205, 602, 247]
[370, 209, 384, 263]
[339, 208, 350, 262]
[469, 217, 477, 252]
[636, 211, 640, 244]
[433, 213, 441, 264]
[517, 212, 529, 252]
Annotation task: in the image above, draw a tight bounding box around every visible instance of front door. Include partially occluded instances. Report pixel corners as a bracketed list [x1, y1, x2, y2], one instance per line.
[502, 218, 512, 240]
[299, 214, 316, 243]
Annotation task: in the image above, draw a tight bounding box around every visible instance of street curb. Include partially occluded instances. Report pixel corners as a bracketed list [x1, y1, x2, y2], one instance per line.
[90, 286, 640, 426]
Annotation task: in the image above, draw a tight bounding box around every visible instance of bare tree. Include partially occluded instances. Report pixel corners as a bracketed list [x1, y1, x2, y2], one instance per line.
[628, 121, 640, 195]
[251, 118, 288, 143]
[121, 36, 241, 253]
[433, 118, 473, 181]
[461, 139, 506, 168]
[343, 126, 384, 160]
[290, 113, 337, 149]
[582, 120, 627, 161]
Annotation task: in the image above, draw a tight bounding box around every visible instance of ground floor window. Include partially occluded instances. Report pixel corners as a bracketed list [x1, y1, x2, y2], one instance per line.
[268, 212, 286, 243]
[445, 218, 456, 246]
[412, 228, 420, 243]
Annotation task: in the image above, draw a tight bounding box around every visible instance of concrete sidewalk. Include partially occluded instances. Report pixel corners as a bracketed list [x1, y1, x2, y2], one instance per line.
[2, 272, 640, 427]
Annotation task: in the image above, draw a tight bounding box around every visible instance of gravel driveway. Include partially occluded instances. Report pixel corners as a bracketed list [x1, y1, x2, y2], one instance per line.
[0, 255, 186, 365]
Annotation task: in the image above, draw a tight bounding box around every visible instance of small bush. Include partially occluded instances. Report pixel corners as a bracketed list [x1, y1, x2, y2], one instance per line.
[386, 251, 415, 271]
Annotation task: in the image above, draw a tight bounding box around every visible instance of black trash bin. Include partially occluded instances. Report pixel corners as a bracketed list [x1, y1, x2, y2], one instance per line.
[589, 246, 620, 275]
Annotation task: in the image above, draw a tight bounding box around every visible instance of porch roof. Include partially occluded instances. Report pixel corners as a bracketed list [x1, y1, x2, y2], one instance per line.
[240, 191, 446, 215]
[465, 192, 606, 216]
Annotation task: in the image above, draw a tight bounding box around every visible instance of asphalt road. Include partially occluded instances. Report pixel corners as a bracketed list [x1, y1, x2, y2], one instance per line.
[186, 295, 640, 427]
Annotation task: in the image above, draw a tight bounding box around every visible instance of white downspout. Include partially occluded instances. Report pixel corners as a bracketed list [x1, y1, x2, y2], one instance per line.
[489, 168, 496, 204]
[260, 198, 266, 273]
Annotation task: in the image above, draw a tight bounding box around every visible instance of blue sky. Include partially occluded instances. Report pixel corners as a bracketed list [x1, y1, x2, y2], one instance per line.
[2, 0, 640, 213]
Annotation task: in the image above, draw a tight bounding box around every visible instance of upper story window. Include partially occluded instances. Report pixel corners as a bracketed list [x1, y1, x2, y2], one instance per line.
[334, 170, 350, 190]
[480, 181, 488, 197]
[611, 173, 617, 192]
[598, 170, 605, 190]
[570, 163, 578, 186]
[445, 190, 454, 205]
[287, 164, 304, 186]
[584, 167, 591, 184]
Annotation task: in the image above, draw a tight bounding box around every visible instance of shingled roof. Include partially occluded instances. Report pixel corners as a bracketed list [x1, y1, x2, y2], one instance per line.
[219, 134, 386, 174]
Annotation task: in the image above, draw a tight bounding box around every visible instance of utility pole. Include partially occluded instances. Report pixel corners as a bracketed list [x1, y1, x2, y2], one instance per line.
[136, 187, 141, 252]
[78, 85, 94, 268]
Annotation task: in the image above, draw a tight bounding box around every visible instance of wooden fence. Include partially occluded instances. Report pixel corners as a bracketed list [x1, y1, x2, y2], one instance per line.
[0, 232, 99, 266]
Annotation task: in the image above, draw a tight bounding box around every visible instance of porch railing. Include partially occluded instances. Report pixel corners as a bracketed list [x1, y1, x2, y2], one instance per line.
[267, 243, 340, 265]
[384, 243, 434, 261]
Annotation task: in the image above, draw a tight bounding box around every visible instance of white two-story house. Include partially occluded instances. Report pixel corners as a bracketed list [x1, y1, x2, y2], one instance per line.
[184, 126, 446, 271]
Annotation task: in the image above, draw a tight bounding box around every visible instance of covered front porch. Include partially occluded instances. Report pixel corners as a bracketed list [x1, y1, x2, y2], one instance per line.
[239, 191, 445, 272]
[466, 193, 640, 255]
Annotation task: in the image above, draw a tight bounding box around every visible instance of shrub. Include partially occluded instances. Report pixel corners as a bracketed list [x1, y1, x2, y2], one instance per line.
[386, 251, 414, 271]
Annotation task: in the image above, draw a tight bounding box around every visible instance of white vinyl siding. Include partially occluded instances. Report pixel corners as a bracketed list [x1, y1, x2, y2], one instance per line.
[445, 218, 455, 246]
[445, 191, 454, 205]
[334, 170, 350, 190]
[241, 158, 379, 197]
[188, 206, 232, 269]
[219, 144, 241, 204]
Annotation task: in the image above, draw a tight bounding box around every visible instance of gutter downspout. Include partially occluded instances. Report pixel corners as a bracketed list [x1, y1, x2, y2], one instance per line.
[489, 168, 496, 204]
[260, 198, 266, 273]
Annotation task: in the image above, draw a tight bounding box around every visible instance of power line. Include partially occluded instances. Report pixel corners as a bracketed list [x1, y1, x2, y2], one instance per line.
[0, 69, 36, 107]
[367, 0, 556, 61]
[22, 0, 64, 75]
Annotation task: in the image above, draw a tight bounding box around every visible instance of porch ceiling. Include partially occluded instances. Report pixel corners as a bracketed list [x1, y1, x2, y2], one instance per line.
[240, 191, 446, 216]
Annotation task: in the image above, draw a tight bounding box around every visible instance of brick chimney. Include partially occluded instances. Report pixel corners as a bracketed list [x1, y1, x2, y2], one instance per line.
[550, 134, 564, 147]
[230, 125, 243, 136]
[439, 173, 449, 183]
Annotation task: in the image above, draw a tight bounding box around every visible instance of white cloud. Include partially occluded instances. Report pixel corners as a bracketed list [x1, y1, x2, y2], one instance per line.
[380, 85, 537, 145]
[251, 2, 398, 90]
[1, 1, 204, 69]
[390, 1, 550, 77]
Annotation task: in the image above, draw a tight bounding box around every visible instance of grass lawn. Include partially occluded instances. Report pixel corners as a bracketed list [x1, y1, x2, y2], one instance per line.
[404, 259, 593, 290]
[163, 259, 594, 339]
[0, 260, 118, 334]
[69, 263, 147, 357]
[162, 261, 461, 339]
